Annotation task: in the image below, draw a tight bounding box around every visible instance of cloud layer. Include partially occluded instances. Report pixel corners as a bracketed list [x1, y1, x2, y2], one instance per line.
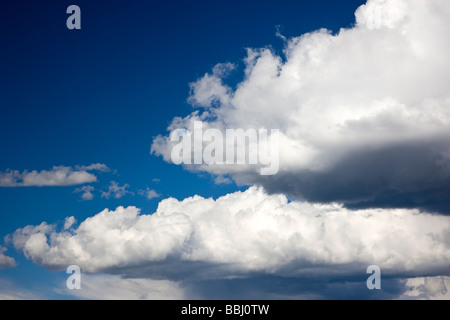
[60, 273, 450, 300]
[152, 0, 450, 213]
[10, 187, 450, 282]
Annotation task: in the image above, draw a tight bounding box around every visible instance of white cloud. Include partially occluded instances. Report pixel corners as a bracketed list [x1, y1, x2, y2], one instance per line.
[0, 246, 15, 270]
[0, 164, 109, 187]
[399, 276, 450, 300]
[73, 186, 95, 201]
[63, 216, 77, 230]
[214, 176, 232, 185]
[138, 188, 160, 200]
[101, 181, 133, 199]
[151, 0, 450, 210]
[10, 187, 450, 280]
[188, 63, 235, 108]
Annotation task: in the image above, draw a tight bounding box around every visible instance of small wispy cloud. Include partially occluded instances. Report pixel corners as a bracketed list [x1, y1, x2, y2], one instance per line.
[138, 187, 160, 200]
[73, 185, 95, 201]
[214, 175, 232, 185]
[101, 181, 133, 199]
[63, 216, 77, 230]
[75, 163, 110, 173]
[275, 24, 287, 41]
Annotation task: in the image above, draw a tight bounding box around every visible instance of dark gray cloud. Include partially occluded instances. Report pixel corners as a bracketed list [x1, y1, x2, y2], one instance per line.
[182, 275, 406, 300]
[241, 141, 450, 214]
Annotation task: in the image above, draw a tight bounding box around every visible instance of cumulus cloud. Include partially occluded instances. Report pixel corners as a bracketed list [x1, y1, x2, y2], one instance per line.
[188, 63, 235, 108]
[0, 246, 15, 270]
[0, 164, 109, 187]
[9, 187, 450, 282]
[151, 0, 450, 213]
[7, 0, 450, 300]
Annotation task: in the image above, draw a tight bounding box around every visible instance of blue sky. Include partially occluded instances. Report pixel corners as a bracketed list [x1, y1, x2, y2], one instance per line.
[1, 0, 450, 300]
[0, 0, 363, 246]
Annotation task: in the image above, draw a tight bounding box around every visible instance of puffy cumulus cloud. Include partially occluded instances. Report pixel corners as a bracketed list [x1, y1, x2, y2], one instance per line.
[64, 274, 185, 300]
[0, 246, 15, 270]
[9, 206, 193, 272]
[9, 187, 450, 282]
[188, 63, 236, 108]
[151, 0, 450, 213]
[0, 164, 109, 187]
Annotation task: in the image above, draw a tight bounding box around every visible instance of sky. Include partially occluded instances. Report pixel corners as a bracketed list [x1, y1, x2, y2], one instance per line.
[1, 0, 450, 300]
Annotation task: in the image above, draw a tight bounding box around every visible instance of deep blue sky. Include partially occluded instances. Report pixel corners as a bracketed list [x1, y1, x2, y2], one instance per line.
[0, 0, 366, 298]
